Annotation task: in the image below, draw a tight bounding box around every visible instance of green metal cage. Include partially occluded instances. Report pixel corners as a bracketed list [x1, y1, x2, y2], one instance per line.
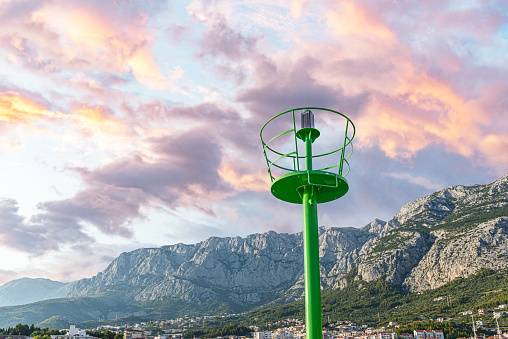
[260, 107, 355, 204]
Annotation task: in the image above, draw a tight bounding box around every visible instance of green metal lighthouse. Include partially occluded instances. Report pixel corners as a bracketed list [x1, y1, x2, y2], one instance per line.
[260, 108, 355, 339]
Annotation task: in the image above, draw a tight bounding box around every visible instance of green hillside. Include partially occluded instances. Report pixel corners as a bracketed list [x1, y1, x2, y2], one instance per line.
[239, 268, 508, 336]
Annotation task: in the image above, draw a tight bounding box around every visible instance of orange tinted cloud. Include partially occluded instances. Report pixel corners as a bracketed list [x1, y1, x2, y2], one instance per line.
[0, 92, 128, 141]
[31, 3, 167, 89]
[479, 134, 508, 166]
[0, 91, 55, 123]
[218, 163, 271, 192]
[326, 1, 397, 45]
[71, 106, 127, 137]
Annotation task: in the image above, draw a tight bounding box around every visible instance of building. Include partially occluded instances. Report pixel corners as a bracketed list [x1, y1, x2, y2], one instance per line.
[400, 333, 413, 339]
[254, 332, 273, 339]
[51, 326, 98, 339]
[0, 336, 28, 339]
[377, 332, 397, 339]
[273, 331, 293, 339]
[478, 309, 488, 315]
[462, 311, 473, 316]
[411, 330, 444, 339]
[124, 330, 145, 339]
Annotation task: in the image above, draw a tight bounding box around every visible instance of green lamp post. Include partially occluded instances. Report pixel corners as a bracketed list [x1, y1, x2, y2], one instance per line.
[260, 108, 355, 339]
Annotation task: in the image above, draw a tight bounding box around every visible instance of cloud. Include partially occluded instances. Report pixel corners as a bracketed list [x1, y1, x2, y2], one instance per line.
[381, 172, 443, 191]
[199, 15, 260, 60]
[0, 198, 94, 256]
[231, 0, 508, 173]
[0, 91, 56, 123]
[0, 0, 167, 89]
[28, 123, 236, 237]
[194, 15, 263, 84]
[35, 185, 146, 237]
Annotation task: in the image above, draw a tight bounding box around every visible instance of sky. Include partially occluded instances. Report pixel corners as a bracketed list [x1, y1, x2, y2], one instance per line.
[0, 0, 507, 285]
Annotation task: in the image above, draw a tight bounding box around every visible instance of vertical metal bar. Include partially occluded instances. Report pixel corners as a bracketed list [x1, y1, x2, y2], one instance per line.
[339, 120, 349, 176]
[262, 146, 273, 181]
[305, 131, 313, 172]
[303, 133, 322, 339]
[292, 109, 300, 171]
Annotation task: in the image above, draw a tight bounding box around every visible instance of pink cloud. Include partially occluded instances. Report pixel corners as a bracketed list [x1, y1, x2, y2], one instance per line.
[236, 0, 508, 172]
[1, 1, 167, 89]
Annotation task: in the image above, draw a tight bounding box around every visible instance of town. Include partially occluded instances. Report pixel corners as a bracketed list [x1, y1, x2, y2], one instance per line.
[2, 304, 506, 339]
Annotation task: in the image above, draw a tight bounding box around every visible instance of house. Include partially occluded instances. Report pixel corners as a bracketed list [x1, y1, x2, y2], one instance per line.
[478, 308, 488, 315]
[124, 330, 145, 339]
[254, 332, 273, 339]
[431, 330, 444, 339]
[0, 336, 28, 339]
[273, 331, 293, 339]
[377, 332, 397, 339]
[51, 326, 99, 339]
[476, 321, 486, 327]
[462, 311, 473, 316]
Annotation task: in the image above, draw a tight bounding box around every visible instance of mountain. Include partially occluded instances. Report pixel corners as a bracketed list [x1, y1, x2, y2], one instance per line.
[0, 278, 73, 307]
[65, 226, 376, 306]
[357, 173, 508, 291]
[0, 173, 506, 328]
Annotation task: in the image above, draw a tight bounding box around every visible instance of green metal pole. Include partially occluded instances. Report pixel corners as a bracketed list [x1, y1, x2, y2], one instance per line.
[303, 131, 322, 339]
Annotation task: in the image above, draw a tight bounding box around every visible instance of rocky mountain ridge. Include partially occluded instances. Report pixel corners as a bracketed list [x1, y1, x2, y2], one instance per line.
[357, 173, 508, 291]
[65, 173, 508, 305]
[66, 226, 376, 306]
[0, 173, 506, 326]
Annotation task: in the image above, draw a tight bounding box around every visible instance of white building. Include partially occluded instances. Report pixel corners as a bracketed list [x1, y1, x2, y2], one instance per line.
[377, 332, 397, 339]
[273, 331, 294, 339]
[429, 330, 444, 339]
[255, 332, 273, 339]
[51, 326, 98, 339]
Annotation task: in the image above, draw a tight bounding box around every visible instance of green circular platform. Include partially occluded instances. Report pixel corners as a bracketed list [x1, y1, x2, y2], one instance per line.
[270, 171, 349, 204]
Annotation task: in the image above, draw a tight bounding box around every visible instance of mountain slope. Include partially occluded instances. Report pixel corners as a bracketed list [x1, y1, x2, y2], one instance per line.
[357, 173, 508, 291]
[0, 278, 72, 307]
[66, 227, 376, 306]
[0, 173, 506, 328]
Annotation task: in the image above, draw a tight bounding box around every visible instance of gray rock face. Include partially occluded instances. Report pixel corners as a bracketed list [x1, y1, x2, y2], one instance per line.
[357, 173, 508, 291]
[404, 217, 508, 291]
[4, 173, 507, 316]
[66, 228, 376, 307]
[64, 174, 508, 307]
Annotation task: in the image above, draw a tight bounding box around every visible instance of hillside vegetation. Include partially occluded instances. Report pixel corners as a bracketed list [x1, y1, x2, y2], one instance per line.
[239, 268, 508, 336]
